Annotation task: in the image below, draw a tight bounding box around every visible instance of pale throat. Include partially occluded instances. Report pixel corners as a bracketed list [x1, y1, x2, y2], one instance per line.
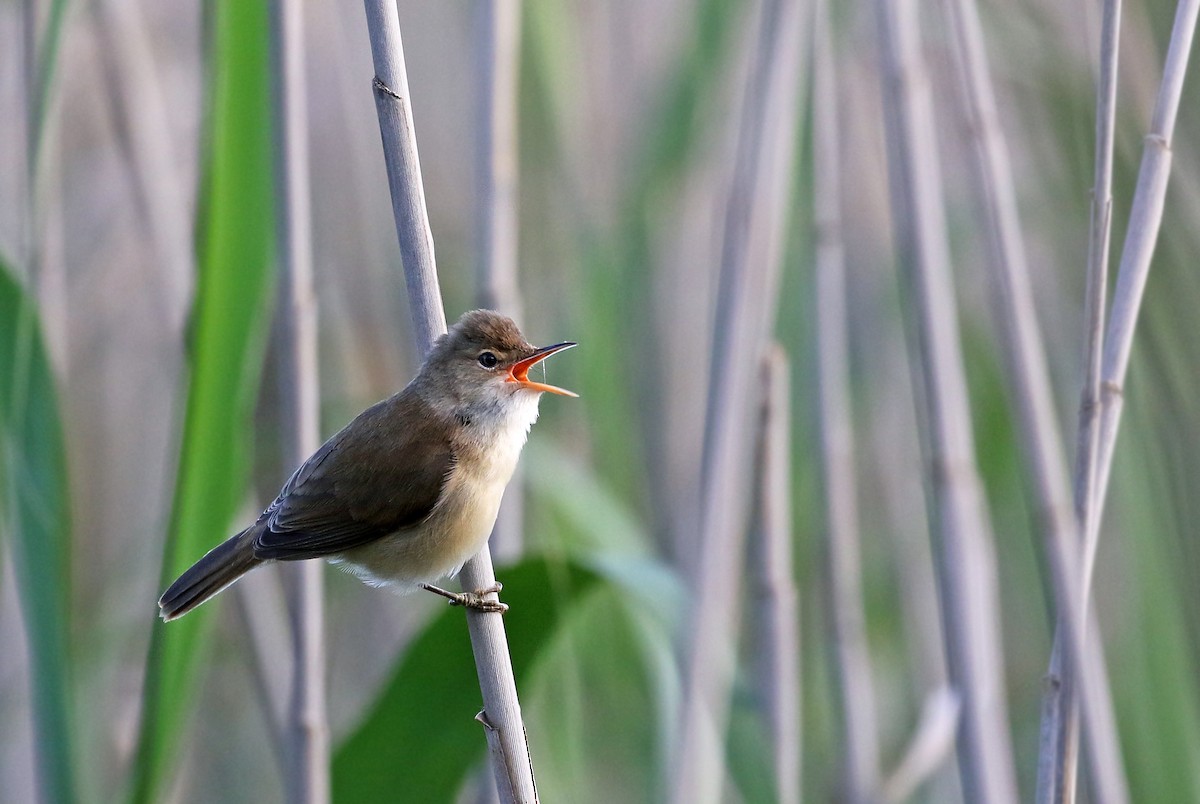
[457, 389, 542, 484]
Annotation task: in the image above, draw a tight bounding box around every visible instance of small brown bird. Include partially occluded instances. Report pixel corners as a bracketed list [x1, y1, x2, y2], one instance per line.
[158, 310, 576, 621]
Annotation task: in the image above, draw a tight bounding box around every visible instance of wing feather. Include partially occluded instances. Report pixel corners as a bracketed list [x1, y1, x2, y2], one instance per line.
[253, 391, 455, 561]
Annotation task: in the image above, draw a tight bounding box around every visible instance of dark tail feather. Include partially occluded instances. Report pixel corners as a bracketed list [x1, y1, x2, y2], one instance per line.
[158, 528, 262, 621]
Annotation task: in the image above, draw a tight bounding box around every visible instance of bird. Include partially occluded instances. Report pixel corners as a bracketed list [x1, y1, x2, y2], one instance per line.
[158, 309, 576, 621]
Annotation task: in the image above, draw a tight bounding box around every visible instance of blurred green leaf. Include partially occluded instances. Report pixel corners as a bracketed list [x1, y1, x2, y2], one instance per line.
[523, 0, 744, 514]
[127, 0, 274, 798]
[523, 440, 688, 631]
[524, 584, 677, 804]
[1110, 408, 1200, 801]
[523, 439, 653, 556]
[0, 258, 75, 803]
[333, 558, 603, 802]
[726, 685, 775, 804]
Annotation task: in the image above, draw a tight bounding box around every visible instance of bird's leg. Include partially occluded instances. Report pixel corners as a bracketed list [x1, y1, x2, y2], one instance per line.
[421, 582, 509, 613]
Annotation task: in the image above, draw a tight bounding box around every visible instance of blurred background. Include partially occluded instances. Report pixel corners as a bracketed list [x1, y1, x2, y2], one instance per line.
[2, 0, 1200, 801]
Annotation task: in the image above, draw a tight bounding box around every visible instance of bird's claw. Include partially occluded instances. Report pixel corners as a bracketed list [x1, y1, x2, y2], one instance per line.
[421, 582, 508, 613]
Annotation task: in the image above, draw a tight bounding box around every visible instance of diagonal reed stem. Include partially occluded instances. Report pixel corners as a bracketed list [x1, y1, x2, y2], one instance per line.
[359, 2, 536, 801]
[1043, 0, 1124, 798]
[1067, 3, 1200, 796]
[1087, 0, 1200, 609]
[361, 0, 448, 350]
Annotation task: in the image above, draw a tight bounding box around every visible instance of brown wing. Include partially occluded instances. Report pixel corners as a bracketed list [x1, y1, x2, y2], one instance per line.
[252, 390, 455, 561]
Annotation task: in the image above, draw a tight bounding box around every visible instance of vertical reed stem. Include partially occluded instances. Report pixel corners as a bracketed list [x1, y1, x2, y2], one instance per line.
[813, 2, 880, 797]
[92, 0, 194, 334]
[1046, 0, 1124, 797]
[268, 0, 329, 797]
[875, 0, 1018, 798]
[752, 346, 801, 804]
[672, 0, 804, 799]
[473, 0, 525, 562]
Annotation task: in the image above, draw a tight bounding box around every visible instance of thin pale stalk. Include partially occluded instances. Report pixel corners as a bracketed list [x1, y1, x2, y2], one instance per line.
[269, 0, 329, 798]
[882, 687, 961, 803]
[232, 578, 292, 772]
[1076, 0, 1123, 608]
[92, 0, 194, 334]
[473, 0, 524, 562]
[474, 0, 523, 321]
[874, 0, 1018, 800]
[1045, 0, 1123, 797]
[1077, 9, 1200, 788]
[360, 3, 535, 801]
[1088, 0, 1200, 599]
[752, 346, 801, 804]
[937, 0, 1130, 800]
[672, 0, 805, 800]
[1069, 10, 1200, 790]
[874, 384, 960, 800]
[812, 2, 880, 798]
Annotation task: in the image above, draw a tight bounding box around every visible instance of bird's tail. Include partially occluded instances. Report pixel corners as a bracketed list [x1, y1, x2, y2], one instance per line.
[158, 527, 262, 621]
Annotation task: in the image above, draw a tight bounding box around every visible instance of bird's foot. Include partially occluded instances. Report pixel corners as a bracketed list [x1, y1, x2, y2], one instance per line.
[421, 582, 509, 613]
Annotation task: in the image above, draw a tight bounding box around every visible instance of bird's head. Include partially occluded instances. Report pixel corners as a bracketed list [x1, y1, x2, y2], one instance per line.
[421, 310, 577, 414]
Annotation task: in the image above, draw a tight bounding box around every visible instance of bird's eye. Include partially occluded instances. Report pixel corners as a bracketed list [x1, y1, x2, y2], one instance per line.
[478, 351, 498, 369]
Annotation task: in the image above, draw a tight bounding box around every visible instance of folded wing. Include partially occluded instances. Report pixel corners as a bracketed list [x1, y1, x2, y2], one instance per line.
[253, 391, 455, 560]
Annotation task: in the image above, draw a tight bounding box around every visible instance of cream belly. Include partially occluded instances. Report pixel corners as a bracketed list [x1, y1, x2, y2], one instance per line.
[334, 392, 538, 589]
[335, 471, 508, 588]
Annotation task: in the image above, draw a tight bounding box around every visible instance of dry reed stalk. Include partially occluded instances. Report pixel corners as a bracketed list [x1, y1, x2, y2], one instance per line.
[474, 0, 523, 321]
[92, 0, 193, 335]
[935, 0, 1130, 800]
[360, 2, 536, 800]
[231, 575, 292, 771]
[1074, 0, 1123, 614]
[1042, 0, 1125, 798]
[1088, 0, 1200, 605]
[752, 346, 801, 804]
[874, 392, 960, 800]
[882, 687, 961, 802]
[812, 1, 880, 798]
[1062, 3, 1200, 795]
[473, 0, 524, 562]
[874, 0, 1018, 798]
[1044, 5, 1200, 793]
[672, 0, 804, 799]
[268, 0, 329, 797]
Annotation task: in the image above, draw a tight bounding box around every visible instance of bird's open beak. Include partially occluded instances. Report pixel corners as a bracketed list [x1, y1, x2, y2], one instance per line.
[507, 342, 578, 396]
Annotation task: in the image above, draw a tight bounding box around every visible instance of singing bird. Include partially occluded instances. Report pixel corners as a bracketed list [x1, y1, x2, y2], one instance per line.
[158, 310, 576, 621]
